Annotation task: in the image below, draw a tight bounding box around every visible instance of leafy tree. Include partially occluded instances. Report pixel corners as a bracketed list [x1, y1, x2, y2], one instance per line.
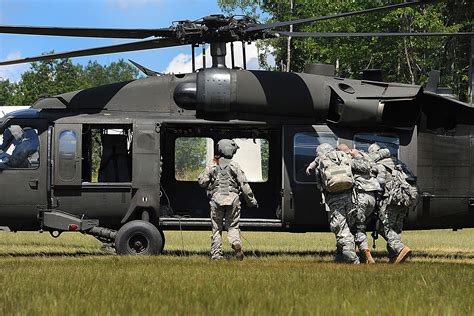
[0, 79, 15, 106]
[9, 57, 85, 105]
[175, 137, 208, 180]
[82, 60, 139, 88]
[219, 0, 472, 101]
[260, 139, 269, 181]
[0, 57, 140, 106]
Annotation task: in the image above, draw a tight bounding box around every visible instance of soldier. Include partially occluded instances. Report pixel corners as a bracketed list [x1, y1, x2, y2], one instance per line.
[338, 144, 384, 264]
[306, 143, 367, 264]
[0, 125, 39, 169]
[198, 139, 258, 261]
[368, 143, 419, 263]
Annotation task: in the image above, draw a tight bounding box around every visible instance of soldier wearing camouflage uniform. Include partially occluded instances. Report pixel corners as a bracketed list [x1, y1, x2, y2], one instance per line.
[306, 143, 370, 264]
[198, 139, 258, 260]
[338, 144, 384, 264]
[368, 143, 418, 263]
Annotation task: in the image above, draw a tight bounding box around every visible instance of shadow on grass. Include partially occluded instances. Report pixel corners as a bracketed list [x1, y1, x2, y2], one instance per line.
[0, 250, 472, 262]
[0, 251, 106, 258]
[163, 249, 474, 260]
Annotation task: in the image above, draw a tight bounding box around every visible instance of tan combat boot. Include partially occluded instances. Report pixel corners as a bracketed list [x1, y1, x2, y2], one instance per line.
[394, 247, 412, 264]
[232, 243, 244, 261]
[364, 249, 376, 264]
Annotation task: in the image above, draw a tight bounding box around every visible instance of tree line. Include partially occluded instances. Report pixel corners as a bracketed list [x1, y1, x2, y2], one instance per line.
[0, 58, 139, 106]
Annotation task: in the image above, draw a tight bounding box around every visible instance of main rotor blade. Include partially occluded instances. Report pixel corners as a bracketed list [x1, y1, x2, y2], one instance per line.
[0, 25, 175, 39]
[0, 38, 183, 66]
[246, 1, 434, 32]
[272, 31, 474, 38]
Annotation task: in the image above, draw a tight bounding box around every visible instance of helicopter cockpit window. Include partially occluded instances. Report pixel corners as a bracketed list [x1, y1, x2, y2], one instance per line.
[174, 137, 269, 182]
[353, 133, 400, 158]
[0, 125, 40, 169]
[294, 132, 338, 183]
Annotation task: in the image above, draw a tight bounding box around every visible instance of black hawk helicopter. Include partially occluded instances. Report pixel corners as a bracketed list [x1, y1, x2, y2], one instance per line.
[0, 0, 473, 255]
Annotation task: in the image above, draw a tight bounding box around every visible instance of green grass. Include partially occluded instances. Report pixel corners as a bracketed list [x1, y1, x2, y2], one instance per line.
[0, 229, 473, 315]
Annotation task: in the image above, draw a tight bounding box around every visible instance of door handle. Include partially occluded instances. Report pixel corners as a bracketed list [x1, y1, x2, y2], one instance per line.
[28, 179, 39, 190]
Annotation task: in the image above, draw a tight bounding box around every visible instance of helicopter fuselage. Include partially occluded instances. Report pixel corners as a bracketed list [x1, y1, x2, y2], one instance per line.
[0, 70, 472, 235]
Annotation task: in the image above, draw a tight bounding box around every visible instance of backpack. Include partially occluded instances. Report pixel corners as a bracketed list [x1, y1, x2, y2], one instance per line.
[318, 151, 354, 193]
[379, 158, 419, 208]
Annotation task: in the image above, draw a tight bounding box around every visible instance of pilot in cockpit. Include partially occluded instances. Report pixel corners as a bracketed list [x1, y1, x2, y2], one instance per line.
[0, 125, 39, 169]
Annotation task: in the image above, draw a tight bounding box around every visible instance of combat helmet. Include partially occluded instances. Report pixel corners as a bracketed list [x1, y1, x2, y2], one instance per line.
[368, 143, 381, 153]
[217, 139, 239, 159]
[8, 125, 24, 141]
[316, 143, 334, 157]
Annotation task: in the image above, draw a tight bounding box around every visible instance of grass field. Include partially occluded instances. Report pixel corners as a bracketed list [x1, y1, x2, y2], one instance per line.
[0, 229, 473, 315]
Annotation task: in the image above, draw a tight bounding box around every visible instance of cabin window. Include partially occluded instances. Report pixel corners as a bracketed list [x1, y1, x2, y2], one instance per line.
[0, 125, 40, 170]
[231, 138, 268, 182]
[293, 132, 338, 183]
[58, 130, 77, 181]
[353, 133, 400, 158]
[82, 125, 132, 183]
[175, 137, 214, 181]
[174, 137, 269, 182]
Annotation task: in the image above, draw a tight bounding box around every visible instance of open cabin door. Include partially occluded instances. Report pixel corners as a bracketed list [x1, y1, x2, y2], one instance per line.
[158, 124, 282, 229]
[52, 123, 135, 229]
[132, 122, 161, 189]
[116, 121, 162, 224]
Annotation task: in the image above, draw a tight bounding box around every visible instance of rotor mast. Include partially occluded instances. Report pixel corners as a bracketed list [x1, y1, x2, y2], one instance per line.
[191, 14, 253, 70]
[210, 42, 226, 68]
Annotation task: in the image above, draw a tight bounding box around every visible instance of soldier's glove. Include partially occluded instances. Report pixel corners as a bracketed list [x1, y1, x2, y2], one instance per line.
[249, 200, 259, 208]
[305, 166, 312, 176]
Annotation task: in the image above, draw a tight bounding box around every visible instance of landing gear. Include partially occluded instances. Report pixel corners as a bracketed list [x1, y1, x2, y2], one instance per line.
[159, 228, 165, 253]
[115, 220, 164, 255]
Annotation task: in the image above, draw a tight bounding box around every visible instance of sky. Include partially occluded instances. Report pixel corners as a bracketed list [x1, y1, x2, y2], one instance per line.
[0, 0, 272, 82]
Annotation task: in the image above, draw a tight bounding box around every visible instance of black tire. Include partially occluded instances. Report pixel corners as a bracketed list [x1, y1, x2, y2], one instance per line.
[115, 220, 163, 255]
[159, 228, 166, 253]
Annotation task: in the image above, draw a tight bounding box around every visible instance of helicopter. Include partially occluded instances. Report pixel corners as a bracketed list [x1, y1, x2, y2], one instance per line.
[0, 0, 473, 255]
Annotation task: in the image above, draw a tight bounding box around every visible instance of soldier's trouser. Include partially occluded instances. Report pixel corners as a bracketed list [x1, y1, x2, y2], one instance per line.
[353, 191, 376, 252]
[210, 198, 241, 259]
[326, 193, 359, 264]
[379, 205, 407, 258]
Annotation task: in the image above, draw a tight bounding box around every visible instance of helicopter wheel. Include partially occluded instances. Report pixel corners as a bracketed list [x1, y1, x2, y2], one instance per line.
[159, 228, 165, 253]
[115, 220, 163, 255]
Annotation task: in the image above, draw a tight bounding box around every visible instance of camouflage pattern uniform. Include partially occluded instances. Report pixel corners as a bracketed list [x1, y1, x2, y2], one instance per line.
[351, 152, 384, 254]
[307, 143, 367, 264]
[198, 140, 258, 260]
[368, 144, 416, 262]
[325, 191, 359, 263]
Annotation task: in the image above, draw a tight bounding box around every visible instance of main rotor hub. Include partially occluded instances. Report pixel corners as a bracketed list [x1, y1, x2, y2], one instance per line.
[173, 15, 267, 44]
